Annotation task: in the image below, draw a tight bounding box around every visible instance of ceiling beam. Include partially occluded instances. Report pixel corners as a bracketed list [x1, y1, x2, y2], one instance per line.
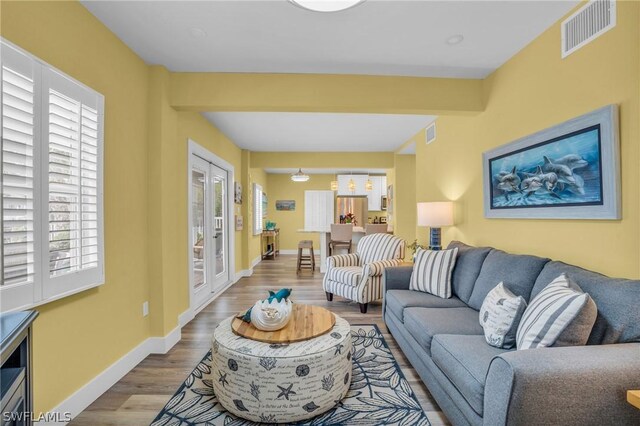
[170, 73, 484, 115]
[250, 152, 394, 169]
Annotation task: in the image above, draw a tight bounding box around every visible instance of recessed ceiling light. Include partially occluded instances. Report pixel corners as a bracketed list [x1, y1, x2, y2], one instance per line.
[189, 27, 207, 39]
[446, 34, 464, 45]
[289, 0, 365, 13]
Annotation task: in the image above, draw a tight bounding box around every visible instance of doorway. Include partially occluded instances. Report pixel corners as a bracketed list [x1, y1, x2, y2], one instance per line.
[188, 141, 234, 311]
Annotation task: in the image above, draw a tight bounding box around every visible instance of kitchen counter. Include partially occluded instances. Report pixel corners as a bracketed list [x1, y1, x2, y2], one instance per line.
[298, 225, 391, 272]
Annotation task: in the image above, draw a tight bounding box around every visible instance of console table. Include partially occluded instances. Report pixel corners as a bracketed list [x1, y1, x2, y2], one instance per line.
[261, 229, 280, 260]
[1, 311, 38, 425]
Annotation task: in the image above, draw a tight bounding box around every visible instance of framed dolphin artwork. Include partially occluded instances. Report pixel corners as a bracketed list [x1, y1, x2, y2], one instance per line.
[483, 105, 620, 219]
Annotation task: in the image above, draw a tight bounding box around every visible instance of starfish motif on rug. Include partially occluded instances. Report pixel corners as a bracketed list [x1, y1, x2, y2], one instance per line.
[276, 383, 297, 400]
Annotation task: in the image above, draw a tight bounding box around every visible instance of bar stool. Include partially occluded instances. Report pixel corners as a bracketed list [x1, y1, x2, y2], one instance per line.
[297, 240, 315, 275]
[329, 224, 353, 255]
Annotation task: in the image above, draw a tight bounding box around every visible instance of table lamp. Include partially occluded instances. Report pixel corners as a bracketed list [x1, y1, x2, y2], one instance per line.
[417, 201, 454, 251]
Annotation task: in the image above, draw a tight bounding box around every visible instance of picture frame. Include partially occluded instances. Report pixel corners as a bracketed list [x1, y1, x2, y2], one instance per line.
[234, 182, 242, 204]
[483, 105, 620, 220]
[386, 185, 394, 214]
[275, 200, 296, 211]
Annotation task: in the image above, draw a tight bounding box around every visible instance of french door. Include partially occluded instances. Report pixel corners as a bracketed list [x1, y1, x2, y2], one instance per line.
[190, 155, 229, 309]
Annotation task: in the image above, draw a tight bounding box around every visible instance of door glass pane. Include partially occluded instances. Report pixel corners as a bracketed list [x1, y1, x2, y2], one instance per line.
[192, 169, 206, 289]
[214, 174, 225, 276]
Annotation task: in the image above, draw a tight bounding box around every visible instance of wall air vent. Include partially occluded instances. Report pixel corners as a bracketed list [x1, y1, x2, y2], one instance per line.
[561, 0, 616, 58]
[425, 122, 436, 144]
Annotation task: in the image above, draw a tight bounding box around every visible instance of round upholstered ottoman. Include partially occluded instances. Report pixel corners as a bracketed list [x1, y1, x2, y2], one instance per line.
[211, 315, 352, 423]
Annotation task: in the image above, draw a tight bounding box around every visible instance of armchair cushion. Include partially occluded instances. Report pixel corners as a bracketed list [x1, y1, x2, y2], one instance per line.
[326, 253, 360, 268]
[325, 266, 362, 287]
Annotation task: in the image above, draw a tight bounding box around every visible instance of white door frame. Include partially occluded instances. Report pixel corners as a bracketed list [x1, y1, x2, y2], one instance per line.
[187, 139, 236, 311]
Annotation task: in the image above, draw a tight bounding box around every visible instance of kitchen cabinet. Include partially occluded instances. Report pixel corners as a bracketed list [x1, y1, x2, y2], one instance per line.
[336, 175, 387, 211]
[367, 176, 387, 211]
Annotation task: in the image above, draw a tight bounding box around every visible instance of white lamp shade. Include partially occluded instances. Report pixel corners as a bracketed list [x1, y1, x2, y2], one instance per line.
[417, 202, 454, 227]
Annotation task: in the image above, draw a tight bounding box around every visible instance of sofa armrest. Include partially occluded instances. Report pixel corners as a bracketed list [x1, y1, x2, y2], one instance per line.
[326, 253, 360, 269]
[383, 266, 413, 291]
[484, 343, 640, 426]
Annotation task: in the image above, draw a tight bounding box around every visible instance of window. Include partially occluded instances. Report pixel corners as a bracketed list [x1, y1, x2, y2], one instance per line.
[253, 183, 263, 235]
[1, 39, 104, 312]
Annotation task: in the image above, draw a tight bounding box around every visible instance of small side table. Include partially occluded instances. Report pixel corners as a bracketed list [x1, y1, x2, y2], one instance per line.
[261, 229, 280, 260]
[628, 390, 640, 410]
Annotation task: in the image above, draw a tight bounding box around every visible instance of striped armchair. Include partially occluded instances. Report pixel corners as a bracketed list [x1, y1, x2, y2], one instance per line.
[323, 233, 405, 313]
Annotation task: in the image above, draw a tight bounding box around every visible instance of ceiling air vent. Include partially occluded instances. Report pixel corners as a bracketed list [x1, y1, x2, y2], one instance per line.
[561, 0, 616, 58]
[425, 122, 436, 144]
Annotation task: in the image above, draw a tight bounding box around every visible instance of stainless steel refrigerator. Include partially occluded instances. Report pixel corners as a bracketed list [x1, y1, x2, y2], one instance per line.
[335, 196, 368, 227]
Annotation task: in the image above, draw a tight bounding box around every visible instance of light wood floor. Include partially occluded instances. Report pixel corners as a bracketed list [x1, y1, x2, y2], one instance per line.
[71, 256, 449, 425]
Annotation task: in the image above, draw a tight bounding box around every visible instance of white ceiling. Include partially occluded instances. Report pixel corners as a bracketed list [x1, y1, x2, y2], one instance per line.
[82, 0, 578, 79]
[203, 112, 435, 152]
[264, 168, 387, 174]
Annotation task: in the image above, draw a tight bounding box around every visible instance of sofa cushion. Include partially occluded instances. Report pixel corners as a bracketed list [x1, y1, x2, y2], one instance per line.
[468, 249, 550, 310]
[447, 241, 492, 304]
[410, 247, 458, 298]
[386, 289, 467, 322]
[326, 266, 362, 287]
[531, 261, 640, 345]
[403, 307, 484, 355]
[517, 274, 597, 350]
[479, 282, 527, 349]
[431, 334, 510, 416]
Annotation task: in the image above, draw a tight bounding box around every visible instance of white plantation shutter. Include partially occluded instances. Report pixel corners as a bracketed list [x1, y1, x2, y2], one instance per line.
[42, 68, 104, 297]
[1, 43, 39, 309]
[253, 183, 263, 235]
[1, 39, 104, 311]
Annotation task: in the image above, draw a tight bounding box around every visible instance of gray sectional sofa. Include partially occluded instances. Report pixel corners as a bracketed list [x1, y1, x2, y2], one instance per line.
[383, 241, 640, 426]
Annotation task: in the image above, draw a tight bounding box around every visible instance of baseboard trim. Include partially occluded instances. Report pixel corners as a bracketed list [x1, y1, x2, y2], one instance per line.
[251, 255, 261, 268]
[38, 330, 171, 425]
[38, 268, 257, 425]
[39, 302, 202, 424]
[238, 268, 252, 277]
[279, 249, 298, 255]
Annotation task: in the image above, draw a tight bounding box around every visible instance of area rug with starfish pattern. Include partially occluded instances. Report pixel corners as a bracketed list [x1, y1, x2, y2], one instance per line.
[151, 324, 431, 426]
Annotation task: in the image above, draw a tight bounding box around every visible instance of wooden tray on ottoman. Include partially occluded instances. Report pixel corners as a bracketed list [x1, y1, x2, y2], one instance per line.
[231, 304, 335, 344]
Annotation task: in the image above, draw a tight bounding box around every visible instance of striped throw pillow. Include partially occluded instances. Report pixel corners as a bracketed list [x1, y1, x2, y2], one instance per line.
[409, 248, 458, 298]
[516, 274, 597, 350]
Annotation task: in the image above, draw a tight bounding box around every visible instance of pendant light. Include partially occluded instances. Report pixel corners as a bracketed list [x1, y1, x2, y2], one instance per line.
[365, 176, 373, 191]
[348, 178, 356, 193]
[330, 180, 338, 191]
[291, 168, 310, 182]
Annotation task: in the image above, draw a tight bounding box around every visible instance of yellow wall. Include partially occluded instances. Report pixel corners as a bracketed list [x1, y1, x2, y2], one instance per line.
[1, 0, 151, 412]
[248, 168, 268, 264]
[266, 174, 336, 250]
[393, 154, 416, 254]
[417, 1, 640, 278]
